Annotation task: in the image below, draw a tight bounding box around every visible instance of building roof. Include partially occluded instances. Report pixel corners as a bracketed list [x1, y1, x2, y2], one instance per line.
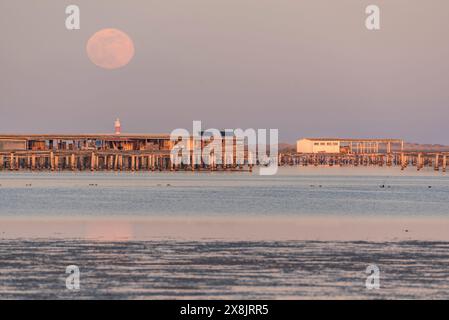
[0, 134, 171, 141]
[300, 138, 403, 142]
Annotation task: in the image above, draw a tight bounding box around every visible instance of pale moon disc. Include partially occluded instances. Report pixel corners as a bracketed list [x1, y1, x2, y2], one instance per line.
[86, 28, 135, 69]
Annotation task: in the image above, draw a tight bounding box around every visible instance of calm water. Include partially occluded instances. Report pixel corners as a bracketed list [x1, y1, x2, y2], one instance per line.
[0, 167, 448, 218]
[1, 167, 449, 299]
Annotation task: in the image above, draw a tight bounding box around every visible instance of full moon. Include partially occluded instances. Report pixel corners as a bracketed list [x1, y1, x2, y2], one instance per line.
[86, 28, 135, 69]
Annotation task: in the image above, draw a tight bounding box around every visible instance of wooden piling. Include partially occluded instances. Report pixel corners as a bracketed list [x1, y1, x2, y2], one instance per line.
[401, 153, 407, 170]
[90, 152, 96, 171]
[9, 153, 15, 170]
[435, 154, 440, 171]
[54, 155, 59, 171]
[113, 155, 118, 171]
[131, 155, 135, 172]
[443, 155, 447, 172]
[71, 154, 76, 171]
[50, 152, 55, 171]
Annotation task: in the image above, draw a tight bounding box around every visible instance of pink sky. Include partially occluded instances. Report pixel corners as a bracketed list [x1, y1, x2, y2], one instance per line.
[1, 1, 448, 144]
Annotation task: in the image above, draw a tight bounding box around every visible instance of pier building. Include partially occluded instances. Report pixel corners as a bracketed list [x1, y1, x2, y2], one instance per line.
[0, 133, 249, 172]
[296, 138, 404, 154]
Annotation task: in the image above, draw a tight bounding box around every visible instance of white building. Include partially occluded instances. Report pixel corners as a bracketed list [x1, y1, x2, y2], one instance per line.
[296, 138, 404, 154]
[296, 139, 341, 154]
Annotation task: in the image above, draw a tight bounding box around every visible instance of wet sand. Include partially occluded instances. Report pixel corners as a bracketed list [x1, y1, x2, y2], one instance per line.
[1, 238, 449, 299]
[2, 216, 449, 242]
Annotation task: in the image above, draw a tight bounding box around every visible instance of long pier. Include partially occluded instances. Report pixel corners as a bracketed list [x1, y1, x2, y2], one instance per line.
[0, 134, 447, 172]
[0, 150, 447, 172]
[0, 150, 254, 172]
[0, 150, 172, 171]
[279, 152, 448, 172]
[0, 134, 252, 172]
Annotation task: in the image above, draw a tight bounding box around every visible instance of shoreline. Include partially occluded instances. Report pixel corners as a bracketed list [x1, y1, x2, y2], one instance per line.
[2, 216, 449, 242]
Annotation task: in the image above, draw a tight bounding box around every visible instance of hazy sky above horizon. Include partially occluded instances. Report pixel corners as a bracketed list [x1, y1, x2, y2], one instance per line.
[1, 0, 448, 144]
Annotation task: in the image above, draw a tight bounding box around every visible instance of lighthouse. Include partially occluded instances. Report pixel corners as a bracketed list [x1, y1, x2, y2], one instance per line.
[114, 118, 121, 135]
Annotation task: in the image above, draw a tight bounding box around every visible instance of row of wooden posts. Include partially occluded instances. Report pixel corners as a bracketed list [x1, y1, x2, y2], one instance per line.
[278, 152, 448, 172]
[0, 151, 253, 172]
[0, 151, 447, 172]
[0, 152, 167, 171]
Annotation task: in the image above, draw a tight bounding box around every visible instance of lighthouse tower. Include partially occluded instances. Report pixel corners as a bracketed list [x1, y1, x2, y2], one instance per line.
[114, 118, 121, 135]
